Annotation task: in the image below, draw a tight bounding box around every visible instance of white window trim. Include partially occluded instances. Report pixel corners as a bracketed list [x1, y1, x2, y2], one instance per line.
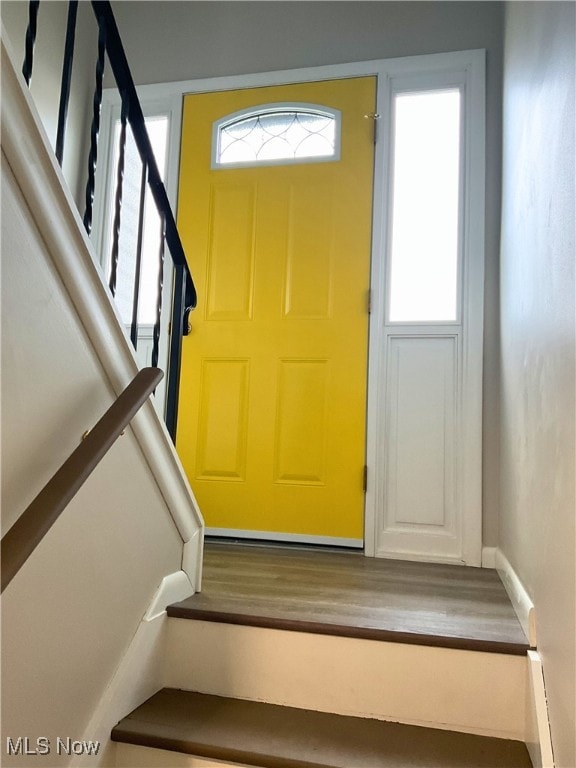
[96, 49, 485, 565]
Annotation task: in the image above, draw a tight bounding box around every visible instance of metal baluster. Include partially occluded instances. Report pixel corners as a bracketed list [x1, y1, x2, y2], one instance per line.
[151, 216, 166, 369]
[22, 0, 40, 86]
[165, 264, 186, 441]
[130, 162, 148, 348]
[108, 93, 129, 296]
[83, 16, 106, 235]
[55, 0, 78, 166]
[84, 1, 196, 439]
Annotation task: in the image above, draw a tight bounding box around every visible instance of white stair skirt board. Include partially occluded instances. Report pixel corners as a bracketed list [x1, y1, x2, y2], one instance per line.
[116, 744, 246, 768]
[482, 546, 497, 569]
[526, 651, 555, 768]
[205, 527, 363, 549]
[183, 528, 205, 592]
[73, 572, 194, 768]
[495, 549, 537, 647]
[164, 619, 527, 741]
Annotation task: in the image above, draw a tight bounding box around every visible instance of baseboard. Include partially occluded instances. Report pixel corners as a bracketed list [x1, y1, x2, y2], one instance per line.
[526, 650, 555, 768]
[494, 549, 537, 646]
[73, 571, 194, 768]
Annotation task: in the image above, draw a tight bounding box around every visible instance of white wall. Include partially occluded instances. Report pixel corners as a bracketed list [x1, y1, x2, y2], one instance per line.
[1, 0, 93, 207]
[499, 3, 575, 765]
[110, 0, 505, 547]
[1, 155, 184, 766]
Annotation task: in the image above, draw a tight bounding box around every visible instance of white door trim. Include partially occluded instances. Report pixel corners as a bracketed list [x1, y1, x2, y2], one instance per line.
[364, 51, 485, 565]
[100, 50, 485, 564]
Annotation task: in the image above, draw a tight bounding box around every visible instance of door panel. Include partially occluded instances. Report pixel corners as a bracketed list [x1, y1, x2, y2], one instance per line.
[177, 78, 376, 543]
[381, 335, 460, 558]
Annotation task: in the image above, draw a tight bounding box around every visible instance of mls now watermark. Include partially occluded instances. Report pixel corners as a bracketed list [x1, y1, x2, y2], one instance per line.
[6, 737, 101, 756]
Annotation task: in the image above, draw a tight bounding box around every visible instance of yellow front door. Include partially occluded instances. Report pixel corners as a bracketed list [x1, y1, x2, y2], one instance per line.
[176, 77, 376, 544]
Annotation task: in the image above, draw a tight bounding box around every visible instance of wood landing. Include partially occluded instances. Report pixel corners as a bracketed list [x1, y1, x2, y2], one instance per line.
[112, 689, 532, 768]
[168, 542, 530, 655]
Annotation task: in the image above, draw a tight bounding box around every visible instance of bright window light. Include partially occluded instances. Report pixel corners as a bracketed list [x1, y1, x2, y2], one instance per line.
[388, 89, 461, 323]
[107, 115, 169, 325]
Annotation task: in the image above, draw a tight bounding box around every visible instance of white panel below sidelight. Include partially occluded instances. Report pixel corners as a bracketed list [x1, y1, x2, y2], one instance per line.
[378, 334, 462, 561]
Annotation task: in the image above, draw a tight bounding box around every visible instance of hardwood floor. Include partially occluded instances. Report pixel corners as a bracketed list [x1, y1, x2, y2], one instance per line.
[168, 542, 530, 654]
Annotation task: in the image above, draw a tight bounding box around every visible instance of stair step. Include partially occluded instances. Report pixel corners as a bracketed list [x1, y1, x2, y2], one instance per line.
[167, 543, 530, 655]
[167, 600, 528, 654]
[112, 689, 531, 768]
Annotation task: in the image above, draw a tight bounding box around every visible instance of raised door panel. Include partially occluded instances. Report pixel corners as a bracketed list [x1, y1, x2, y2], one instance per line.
[274, 359, 329, 485]
[283, 183, 334, 319]
[380, 335, 460, 559]
[195, 359, 250, 481]
[206, 184, 256, 321]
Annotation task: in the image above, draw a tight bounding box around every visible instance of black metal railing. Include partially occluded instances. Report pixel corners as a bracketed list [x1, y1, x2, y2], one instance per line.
[21, 0, 196, 441]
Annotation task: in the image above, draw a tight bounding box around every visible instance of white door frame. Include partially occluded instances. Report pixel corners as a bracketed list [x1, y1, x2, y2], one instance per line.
[98, 50, 485, 565]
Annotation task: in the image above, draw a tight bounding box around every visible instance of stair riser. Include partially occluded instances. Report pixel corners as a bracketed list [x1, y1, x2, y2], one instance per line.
[116, 744, 244, 768]
[164, 618, 527, 741]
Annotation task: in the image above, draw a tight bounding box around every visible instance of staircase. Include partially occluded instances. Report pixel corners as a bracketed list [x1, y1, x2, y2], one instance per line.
[110, 543, 533, 768]
[0, 7, 543, 766]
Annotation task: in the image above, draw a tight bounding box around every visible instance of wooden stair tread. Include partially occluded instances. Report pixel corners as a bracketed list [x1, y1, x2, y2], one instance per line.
[167, 544, 530, 655]
[112, 689, 532, 768]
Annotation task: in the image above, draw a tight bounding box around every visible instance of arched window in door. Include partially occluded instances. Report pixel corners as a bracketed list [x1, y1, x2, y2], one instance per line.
[212, 103, 341, 167]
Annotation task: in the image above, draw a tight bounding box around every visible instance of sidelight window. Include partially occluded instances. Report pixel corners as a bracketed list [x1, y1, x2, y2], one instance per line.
[388, 88, 462, 323]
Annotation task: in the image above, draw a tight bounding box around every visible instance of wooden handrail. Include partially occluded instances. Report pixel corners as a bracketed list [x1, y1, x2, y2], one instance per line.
[1, 367, 163, 593]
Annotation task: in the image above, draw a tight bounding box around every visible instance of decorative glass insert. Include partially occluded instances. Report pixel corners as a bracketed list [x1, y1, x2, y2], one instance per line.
[388, 88, 462, 323]
[214, 104, 340, 167]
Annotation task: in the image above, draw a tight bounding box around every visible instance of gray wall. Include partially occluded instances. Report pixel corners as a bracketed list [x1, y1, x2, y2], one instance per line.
[111, 0, 505, 547]
[1, 0, 94, 207]
[499, 3, 575, 765]
[112, 1, 503, 84]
